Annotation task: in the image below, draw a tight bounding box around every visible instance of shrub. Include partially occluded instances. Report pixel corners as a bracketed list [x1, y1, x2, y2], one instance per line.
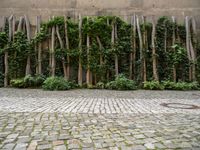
[96, 82, 105, 89]
[24, 75, 35, 87]
[10, 78, 25, 88]
[42, 77, 71, 91]
[0, 73, 3, 87]
[10, 75, 45, 88]
[34, 75, 46, 87]
[162, 80, 199, 90]
[162, 80, 176, 90]
[173, 82, 199, 90]
[106, 74, 137, 90]
[143, 81, 164, 90]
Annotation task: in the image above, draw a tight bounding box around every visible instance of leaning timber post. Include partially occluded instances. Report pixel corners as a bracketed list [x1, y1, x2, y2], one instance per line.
[106, 18, 110, 80]
[24, 15, 31, 76]
[78, 14, 83, 86]
[96, 36, 103, 66]
[172, 16, 177, 82]
[17, 17, 24, 32]
[37, 16, 42, 75]
[51, 18, 56, 77]
[191, 17, 197, 81]
[136, 15, 143, 82]
[86, 17, 91, 86]
[111, 18, 118, 76]
[13, 15, 17, 78]
[56, 24, 68, 80]
[35, 16, 39, 74]
[132, 14, 136, 80]
[152, 16, 159, 81]
[4, 15, 13, 87]
[2, 16, 6, 31]
[48, 17, 52, 75]
[114, 18, 119, 76]
[185, 16, 192, 81]
[142, 16, 147, 82]
[129, 16, 134, 79]
[130, 14, 136, 80]
[64, 15, 70, 80]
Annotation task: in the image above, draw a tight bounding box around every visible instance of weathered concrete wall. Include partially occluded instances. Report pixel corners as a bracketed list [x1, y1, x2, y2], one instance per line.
[0, 0, 200, 24]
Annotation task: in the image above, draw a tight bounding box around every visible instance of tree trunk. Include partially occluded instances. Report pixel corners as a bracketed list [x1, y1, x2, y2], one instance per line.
[129, 15, 134, 79]
[136, 15, 144, 82]
[86, 17, 91, 85]
[4, 15, 13, 87]
[114, 21, 119, 76]
[78, 14, 83, 86]
[96, 36, 103, 65]
[130, 14, 136, 80]
[64, 16, 70, 80]
[191, 17, 197, 81]
[152, 17, 159, 81]
[24, 15, 31, 76]
[12, 15, 16, 41]
[185, 16, 193, 81]
[2, 16, 6, 31]
[37, 16, 42, 75]
[56, 25, 68, 80]
[48, 17, 52, 75]
[12, 15, 17, 78]
[142, 16, 147, 82]
[51, 25, 56, 77]
[172, 16, 176, 82]
[17, 17, 24, 32]
[112, 19, 118, 76]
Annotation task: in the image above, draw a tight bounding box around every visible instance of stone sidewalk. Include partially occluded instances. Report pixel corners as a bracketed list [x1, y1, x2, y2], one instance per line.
[0, 88, 200, 150]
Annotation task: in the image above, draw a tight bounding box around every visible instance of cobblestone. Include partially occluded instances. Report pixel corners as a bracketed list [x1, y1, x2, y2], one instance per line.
[0, 88, 199, 149]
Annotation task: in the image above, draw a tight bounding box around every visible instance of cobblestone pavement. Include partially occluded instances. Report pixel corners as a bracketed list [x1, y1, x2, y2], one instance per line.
[0, 88, 200, 150]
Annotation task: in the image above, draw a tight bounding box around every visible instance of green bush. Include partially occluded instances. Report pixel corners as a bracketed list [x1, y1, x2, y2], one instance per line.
[173, 82, 198, 90]
[34, 75, 46, 87]
[143, 81, 164, 90]
[162, 80, 199, 90]
[24, 75, 35, 87]
[0, 73, 3, 87]
[106, 74, 137, 90]
[10, 78, 25, 88]
[96, 82, 105, 89]
[10, 75, 45, 88]
[42, 77, 71, 91]
[162, 80, 176, 90]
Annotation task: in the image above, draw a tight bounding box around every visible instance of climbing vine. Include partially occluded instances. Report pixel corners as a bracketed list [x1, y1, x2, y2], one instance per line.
[0, 15, 199, 88]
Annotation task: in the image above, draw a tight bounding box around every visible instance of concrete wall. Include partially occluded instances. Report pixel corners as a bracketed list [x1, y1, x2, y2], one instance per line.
[0, 0, 200, 24]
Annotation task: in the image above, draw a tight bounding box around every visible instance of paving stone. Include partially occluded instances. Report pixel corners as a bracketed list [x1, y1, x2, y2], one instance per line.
[0, 89, 199, 149]
[2, 143, 15, 149]
[144, 143, 155, 149]
[53, 145, 66, 150]
[14, 143, 28, 150]
[37, 144, 52, 150]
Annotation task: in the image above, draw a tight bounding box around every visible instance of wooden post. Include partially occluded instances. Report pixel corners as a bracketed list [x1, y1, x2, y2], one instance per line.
[136, 15, 144, 82]
[64, 15, 70, 80]
[172, 16, 177, 82]
[78, 14, 83, 86]
[51, 24, 56, 77]
[37, 16, 42, 75]
[86, 23, 91, 85]
[114, 19, 119, 76]
[191, 17, 197, 81]
[4, 15, 13, 87]
[152, 17, 159, 81]
[185, 16, 192, 81]
[56, 24, 68, 80]
[24, 15, 31, 76]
